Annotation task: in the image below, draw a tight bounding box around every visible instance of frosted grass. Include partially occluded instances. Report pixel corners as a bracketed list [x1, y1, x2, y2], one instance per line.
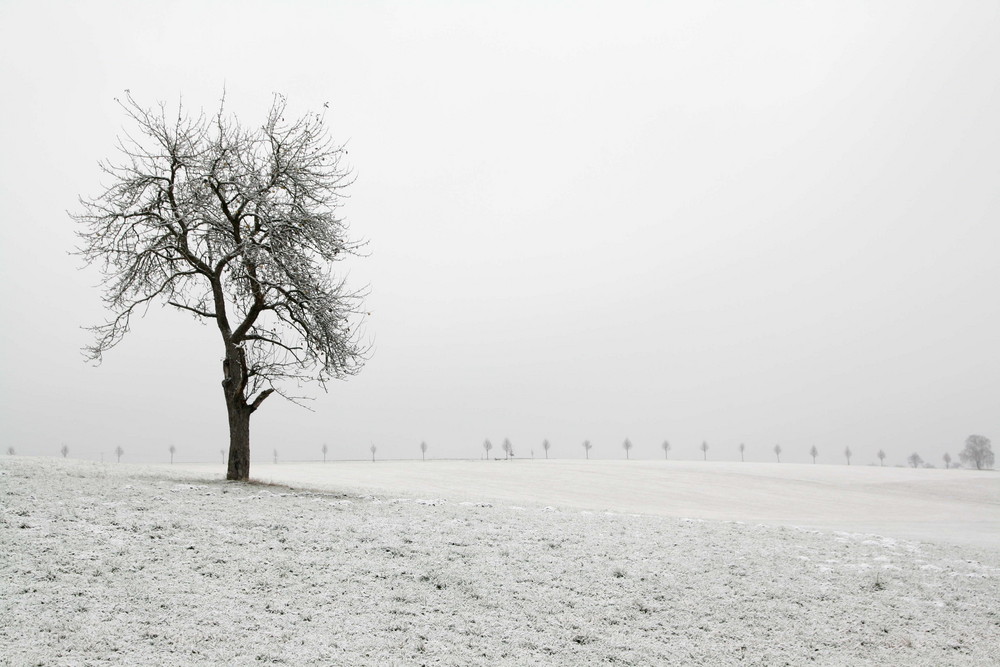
[2, 457, 998, 665]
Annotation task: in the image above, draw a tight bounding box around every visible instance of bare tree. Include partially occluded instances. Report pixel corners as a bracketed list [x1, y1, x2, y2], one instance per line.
[661, 440, 670, 460]
[960, 434, 994, 470]
[273, 449, 278, 464]
[369, 443, 377, 462]
[483, 439, 493, 459]
[420, 441, 428, 461]
[115, 446, 124, 463]
[582, 440, 592, 459]
[622, 438, 633, 460]
[877, 449, 886, 466]
[502, 438, 514, 460]
[169, 444, 176, 464]
[700, 440, 709, 460]
[220, 449, 226, 464]
[773, 444, 782, 462]
[907, 452, 923, 468]
[943, 452, 952, 469]
[738, 442, 745, 462]
[7, 447, 15, 456]
[809, 445, 818, 464]
[542, 439, 551, 459]
[322, 443, 328, 462]
[844, 446, 852, 466]
[60, 443, 69, 458]
[73, 93, 367, 482]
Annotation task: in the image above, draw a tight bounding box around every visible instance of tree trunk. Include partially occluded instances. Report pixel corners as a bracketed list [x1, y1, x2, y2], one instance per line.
[226, 400, 251, 481]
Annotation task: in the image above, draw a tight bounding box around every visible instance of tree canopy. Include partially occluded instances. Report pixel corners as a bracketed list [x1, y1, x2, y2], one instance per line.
[74, 92, 367, 480]
[960, 435, 994, 470]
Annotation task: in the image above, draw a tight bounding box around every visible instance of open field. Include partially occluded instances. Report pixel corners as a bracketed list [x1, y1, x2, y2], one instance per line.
[180, 458, 1000, 549]
[2, 457, 999, 665]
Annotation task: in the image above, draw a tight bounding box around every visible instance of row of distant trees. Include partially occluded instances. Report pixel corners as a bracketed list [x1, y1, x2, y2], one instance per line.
[15, 435, 992, 470]
[336, 434, 995, 469]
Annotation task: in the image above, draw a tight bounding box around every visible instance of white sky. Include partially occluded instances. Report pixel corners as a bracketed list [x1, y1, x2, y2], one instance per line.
[0, 1, 997, 465]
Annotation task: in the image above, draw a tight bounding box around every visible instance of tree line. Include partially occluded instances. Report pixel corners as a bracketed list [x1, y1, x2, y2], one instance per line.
[13, 433, 993, 469]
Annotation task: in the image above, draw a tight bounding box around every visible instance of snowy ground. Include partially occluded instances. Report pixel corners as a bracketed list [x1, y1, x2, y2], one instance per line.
[190, 459, 1000, 549]
[3, 457, 999, 666]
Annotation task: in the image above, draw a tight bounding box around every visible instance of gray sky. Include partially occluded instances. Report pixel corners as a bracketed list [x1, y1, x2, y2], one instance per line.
[1, 1, 997, 465]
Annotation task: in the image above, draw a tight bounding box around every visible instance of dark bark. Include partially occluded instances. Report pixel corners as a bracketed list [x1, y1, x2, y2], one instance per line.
[222, 351, 256, 482]
[226, 399, 251, 481]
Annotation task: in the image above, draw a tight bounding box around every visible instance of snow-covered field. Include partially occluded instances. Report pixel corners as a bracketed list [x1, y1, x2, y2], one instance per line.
[198, 458, 1000, 549]
[3, 457, 999, 665]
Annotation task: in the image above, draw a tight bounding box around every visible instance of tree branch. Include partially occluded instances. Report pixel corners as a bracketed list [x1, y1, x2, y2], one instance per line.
[248, 388, 275, 412]
[168, 301, 217, 318]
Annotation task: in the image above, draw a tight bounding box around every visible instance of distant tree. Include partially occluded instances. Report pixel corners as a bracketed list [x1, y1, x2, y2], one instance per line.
[700, 440, 709, 460]
[221, 449, 226, 464]
[877, 449, 886, 466]
[623, 438, 634, 460]
[483, 439, 493, 459]
[502, 438, 514, 460]
[661, 440, 671, 460]
[74, 93, 368, 483]
[809, 445, 818, 464]
[273, 449, 278, 464]
[7, 447, 15, 456]
[322, 443, 328, 462]
[907, 452, 923, 468]
[960, 434, 994, 470]
[115, 446, 124, 463]
[369, 444, 376, 462]
[773, 444, 782, 462]
[942, 452, 952, 469]
[60, 444, 69, 458]
[169, 444, 176, 464]
[542, 439, 551, 459]
[420, 441, 428, 461]
[583, 440, 592, 459]
[844, 446, 852, 466]
[738, 442, 745, 462]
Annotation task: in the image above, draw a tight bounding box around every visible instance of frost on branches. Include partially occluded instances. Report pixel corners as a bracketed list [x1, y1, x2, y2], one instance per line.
[74, 92, 367, 480]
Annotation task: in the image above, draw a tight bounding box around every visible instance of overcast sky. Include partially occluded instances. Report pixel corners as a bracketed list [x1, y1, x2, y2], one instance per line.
[1, 1, 997, 465]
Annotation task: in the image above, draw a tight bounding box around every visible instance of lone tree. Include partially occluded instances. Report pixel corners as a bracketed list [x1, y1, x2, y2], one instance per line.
[943, 452, 952, 469]
[877, 449, 886, 466]
[483, 439, 493, 459]
[809, 445, 818, 464]
[115, 446, 124, 463]
[6, 447, 13, 456]
[738, 442, 745, 462]
[60, 444, 69, 458]
[773, 444, 782, 462]
[582, 440, 592, 459]
[622, 438, 634, 460]
[661, 440, 671, 460]
[700, 440, 709, 460]
[960, 434, 994, 470]
[420, 440, 428, 461]
[907, 452, 923, 468]
[74, 93, 366, 482]
[844, 446, 852, 466]
[542, 439, 551, 459]
[369, 443, 377, 462]
[322, 443, 328, 462]
[169, 444, 176, 464]
[273, 449, 278, 464]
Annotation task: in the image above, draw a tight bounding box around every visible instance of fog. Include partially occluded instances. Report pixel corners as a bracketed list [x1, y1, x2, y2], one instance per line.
[0, 1, 997, 465]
